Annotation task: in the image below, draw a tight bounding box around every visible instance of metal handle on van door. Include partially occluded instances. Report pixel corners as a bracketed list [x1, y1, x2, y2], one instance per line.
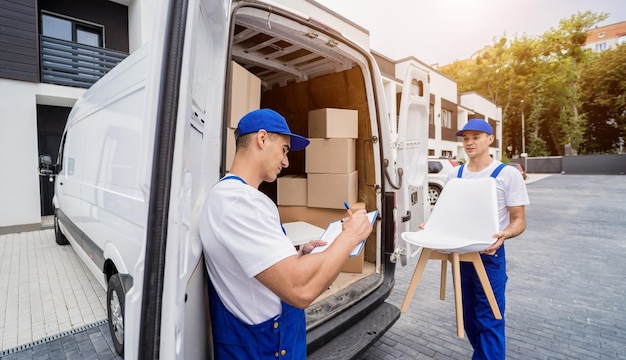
[363, 137, 382, 192]
[383, 159, 403, 190]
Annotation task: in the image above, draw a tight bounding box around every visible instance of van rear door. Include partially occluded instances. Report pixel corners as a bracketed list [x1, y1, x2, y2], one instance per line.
[129, 0, 404, 358]
[123, 0, 228, 358]
[392, 65, 430, 264]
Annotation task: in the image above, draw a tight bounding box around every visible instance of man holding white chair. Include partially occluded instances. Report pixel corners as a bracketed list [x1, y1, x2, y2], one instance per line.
[451, 119, 530, 359]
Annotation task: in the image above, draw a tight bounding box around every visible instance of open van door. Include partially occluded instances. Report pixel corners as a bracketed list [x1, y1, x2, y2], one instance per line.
[125, 0, 403, 358]
[123, 0, 228, 358]
[391, 65, 430, 266]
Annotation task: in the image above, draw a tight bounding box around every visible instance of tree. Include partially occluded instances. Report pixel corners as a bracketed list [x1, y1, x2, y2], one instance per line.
[579, 44, 626, 153]
[440, 34, 543, 156]
[539, 11, 609, 155]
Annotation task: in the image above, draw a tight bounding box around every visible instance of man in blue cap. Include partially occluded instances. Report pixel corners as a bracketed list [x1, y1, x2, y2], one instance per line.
[450, 119, 530, 359]
[199, 108, 373, 359]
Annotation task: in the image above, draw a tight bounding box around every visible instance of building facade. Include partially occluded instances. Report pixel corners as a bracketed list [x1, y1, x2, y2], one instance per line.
[582, 20, 626, 53]
[373, 52, 502, 162]
[0, 0, 154, 232]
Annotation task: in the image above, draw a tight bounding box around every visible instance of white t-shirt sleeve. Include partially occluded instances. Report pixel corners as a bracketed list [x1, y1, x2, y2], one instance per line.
[218, 186, 297, 278]
[501, 166, 530, 207]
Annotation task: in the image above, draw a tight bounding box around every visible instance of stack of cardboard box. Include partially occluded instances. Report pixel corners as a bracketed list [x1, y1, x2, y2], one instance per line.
[225, 61, 261, 171]
[277, 108, 364, 273]
[305, 108, 359, 209]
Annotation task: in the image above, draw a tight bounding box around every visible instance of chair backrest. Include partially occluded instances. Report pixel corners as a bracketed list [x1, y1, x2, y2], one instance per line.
[401, 176, 499, 253]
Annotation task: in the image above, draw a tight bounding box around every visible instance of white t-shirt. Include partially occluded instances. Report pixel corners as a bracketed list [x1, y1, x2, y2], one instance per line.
[199, 177, 297, 325]
[447, 160, 530, 231]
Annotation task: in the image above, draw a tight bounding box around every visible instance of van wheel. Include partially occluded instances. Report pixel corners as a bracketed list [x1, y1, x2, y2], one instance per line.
[428, 185, 442, 205]
[54, 212, 69, 245]
[107, 274, 125, 356]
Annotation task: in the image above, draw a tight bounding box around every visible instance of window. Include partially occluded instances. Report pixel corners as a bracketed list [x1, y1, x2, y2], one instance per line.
[41, 12, 103, 47]
[594, 42, 607, 52]
[442, 150, 453, 158]
[429, 104, 435, 125]
[441, 109, 452, 128]
[428, 161, 443, 174]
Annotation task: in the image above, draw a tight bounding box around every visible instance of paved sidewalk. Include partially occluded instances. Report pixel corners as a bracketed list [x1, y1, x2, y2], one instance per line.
[3, 174, 625, 359]
[0, 229, 107, 352]
[358, 174, 626, 359]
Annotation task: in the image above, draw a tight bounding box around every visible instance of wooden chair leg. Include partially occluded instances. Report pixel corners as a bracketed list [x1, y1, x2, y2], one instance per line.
[466, 252, 502, 320]
[400, 248, 432, 312]
[439, 259, 447, 300]
[451, 252, 465, 338]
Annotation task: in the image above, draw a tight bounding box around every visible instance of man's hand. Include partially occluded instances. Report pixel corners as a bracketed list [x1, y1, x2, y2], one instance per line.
[340, 209, 373, 247]
[300, 240, 327, 255]
[481, 231, 507, 255]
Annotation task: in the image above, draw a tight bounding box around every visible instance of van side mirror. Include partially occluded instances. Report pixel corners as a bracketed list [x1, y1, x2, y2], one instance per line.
[39, 154, 55, 176]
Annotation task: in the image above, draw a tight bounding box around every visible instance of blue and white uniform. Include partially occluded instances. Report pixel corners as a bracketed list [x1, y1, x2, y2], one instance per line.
[449, 161, 529, 360]
[199, 175, 305, 359]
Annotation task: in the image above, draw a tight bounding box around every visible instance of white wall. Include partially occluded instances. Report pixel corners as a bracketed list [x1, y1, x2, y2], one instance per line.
[0, 80, 84, 228]
[0, 80, 43, 227]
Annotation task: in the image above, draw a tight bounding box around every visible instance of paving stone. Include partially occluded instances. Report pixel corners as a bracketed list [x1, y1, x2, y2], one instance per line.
[2, 175, 625, 359]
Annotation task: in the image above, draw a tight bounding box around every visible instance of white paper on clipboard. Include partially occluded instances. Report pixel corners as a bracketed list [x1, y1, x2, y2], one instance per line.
[311, 210, 378, 257]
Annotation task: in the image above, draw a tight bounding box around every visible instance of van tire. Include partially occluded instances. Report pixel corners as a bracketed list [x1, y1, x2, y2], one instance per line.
[54, 212, 69, 245]
[107, 273, 126, 356]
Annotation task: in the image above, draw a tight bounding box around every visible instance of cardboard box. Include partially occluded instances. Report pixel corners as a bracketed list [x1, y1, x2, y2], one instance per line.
[305, 138, 356, 174]
[342, 250, 364, 273]
[277, 175, 307, 206]
[307, 171, 358, 209]
[278, 202, 367, 273]
[228, 61, 261, 129]
[308, 108, 358, 138]
[226, 128, 236, 171]
[278, 206, 346, 229]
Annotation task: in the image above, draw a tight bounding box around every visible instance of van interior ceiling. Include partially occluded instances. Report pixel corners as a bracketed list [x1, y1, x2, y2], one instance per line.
[228, 6, 382, 327]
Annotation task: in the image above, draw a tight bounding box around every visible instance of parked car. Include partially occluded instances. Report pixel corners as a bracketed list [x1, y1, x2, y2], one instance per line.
[428, 157, 459, 205]
[509, 163, 528, 180]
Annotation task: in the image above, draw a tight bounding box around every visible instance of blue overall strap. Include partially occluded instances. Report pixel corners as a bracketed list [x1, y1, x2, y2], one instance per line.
[220, 174, 247, 184]
[458, 163, 506, 179]
[490, 163, 507, 178]
[220, 174, 287, 234]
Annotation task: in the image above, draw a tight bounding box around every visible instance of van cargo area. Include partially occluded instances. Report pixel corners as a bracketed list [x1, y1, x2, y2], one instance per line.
[222, 5, 388, 337]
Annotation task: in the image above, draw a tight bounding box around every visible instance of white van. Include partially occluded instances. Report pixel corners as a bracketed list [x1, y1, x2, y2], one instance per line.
[39, 0, 430, 358]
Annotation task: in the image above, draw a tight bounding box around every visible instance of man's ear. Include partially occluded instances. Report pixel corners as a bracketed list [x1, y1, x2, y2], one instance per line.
[256, 129, 268, 147]
[488, 134, 495, 144]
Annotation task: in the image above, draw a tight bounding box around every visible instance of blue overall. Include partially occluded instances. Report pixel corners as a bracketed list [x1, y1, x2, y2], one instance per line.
[208, 282, 306, 359]
[457, 164, 507, 360]
[208, 175, 306, 359]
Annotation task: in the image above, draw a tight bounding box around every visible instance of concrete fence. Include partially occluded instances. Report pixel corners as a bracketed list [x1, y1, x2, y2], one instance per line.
[511, 154, 626, 175]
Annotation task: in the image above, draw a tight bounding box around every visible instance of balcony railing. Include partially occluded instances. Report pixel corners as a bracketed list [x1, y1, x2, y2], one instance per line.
[40, 35, 128, 89]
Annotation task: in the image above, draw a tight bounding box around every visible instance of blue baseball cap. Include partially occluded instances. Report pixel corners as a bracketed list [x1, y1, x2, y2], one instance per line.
[236, 109, 310, 151]
[455, 119, 493, 136]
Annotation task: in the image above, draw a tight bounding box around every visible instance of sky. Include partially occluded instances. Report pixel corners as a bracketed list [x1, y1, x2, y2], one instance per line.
[315, 0, 626, 66]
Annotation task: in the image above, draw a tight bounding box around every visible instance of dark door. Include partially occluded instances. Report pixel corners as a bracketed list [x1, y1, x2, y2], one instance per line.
[37, 104, 70, 215]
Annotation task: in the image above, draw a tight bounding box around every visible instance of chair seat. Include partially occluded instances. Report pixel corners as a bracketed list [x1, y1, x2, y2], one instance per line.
[402, 231, 495, 254]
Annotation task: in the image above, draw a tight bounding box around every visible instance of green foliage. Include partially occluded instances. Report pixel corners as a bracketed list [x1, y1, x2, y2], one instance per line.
[579, 44, 626, 153]
[528, 134, 549, 157]
[439, 11, 616, 156]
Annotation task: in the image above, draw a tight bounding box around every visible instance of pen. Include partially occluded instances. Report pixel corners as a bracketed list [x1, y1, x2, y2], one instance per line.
[343, 201, 353, 217]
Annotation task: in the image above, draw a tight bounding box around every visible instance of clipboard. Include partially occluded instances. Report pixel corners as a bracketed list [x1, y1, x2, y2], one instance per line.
[311, 210, 378, 257]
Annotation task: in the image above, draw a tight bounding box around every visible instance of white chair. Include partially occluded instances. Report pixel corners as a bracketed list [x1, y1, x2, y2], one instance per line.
[400, 177, 502, 338]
